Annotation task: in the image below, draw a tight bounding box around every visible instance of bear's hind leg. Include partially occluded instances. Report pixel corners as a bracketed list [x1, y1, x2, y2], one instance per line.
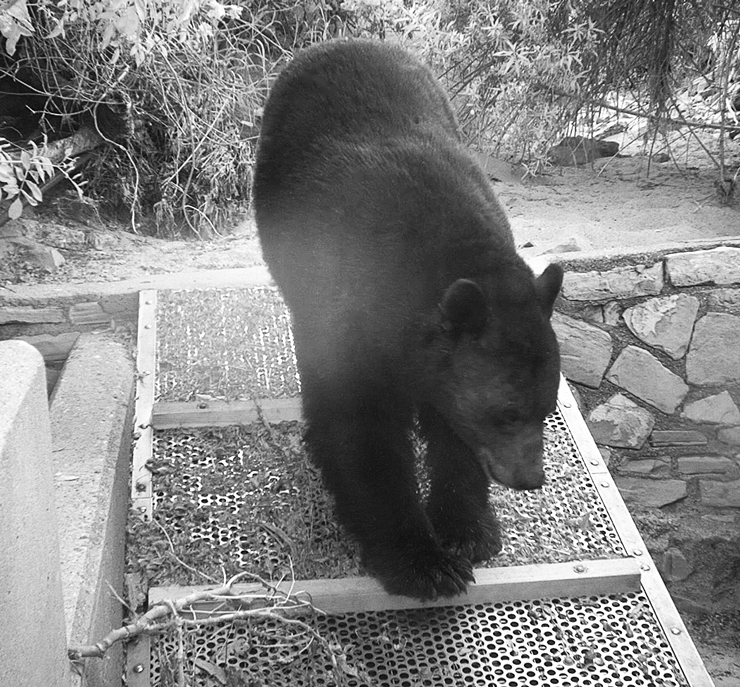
[303, 391, 474, 600]
[419, 404, 503, 564]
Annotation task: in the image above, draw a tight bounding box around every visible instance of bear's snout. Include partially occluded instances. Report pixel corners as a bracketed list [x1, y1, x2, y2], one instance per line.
[478, 439, 545, 491]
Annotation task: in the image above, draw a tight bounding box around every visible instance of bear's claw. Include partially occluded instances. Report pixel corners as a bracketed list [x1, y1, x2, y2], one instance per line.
[365, 542, 475, 601]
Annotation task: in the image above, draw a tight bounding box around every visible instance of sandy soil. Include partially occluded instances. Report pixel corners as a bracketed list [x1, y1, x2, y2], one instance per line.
[4, 127, 739, 288]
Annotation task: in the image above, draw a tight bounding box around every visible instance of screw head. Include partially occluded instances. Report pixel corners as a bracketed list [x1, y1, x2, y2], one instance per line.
[633, 549, 643, 556]
[601, 482, 610, 488]
[574, 564, 586, 573]
[133, 663, 145, 673]
[671, 627, 682, 636]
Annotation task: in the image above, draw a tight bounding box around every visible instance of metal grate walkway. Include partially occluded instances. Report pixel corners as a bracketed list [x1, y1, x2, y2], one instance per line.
[125, 285, 715, 687]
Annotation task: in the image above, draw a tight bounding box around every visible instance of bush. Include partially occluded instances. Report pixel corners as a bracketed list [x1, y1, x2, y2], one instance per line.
[1, 0, 353, 235]
[1, 0, 736, 234]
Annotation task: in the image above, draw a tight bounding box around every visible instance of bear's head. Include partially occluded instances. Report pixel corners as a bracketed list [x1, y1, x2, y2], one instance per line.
[433, 262, 563, 491]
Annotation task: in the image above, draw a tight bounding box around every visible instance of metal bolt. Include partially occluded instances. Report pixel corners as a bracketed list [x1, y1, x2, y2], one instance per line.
[561, 401, 571, 409]
[144, 324, 152, 330]
[601, 482, 610, 488]
[671, 627, 682, 636]
[133, 663, 145, 673]
[633, 549, 643, 556]
[640, 564, 651, 572]
[574, 564, 586, 573]
[139, 506, 147, 513]
[590, 460, 600, 466]
[145, 300, 152, 305]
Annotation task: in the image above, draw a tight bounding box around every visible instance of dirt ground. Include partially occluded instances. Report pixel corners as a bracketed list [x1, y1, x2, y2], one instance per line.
[2, 130, 739, 684]
[5, 127, 740, 287]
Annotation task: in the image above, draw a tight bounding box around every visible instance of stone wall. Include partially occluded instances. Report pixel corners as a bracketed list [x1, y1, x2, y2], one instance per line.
[0, 293, 138, 393]
[554, 242, 740, 613]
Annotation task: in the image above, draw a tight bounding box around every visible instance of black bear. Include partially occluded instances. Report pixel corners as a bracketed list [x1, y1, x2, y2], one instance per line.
[253, 39, 563, 601]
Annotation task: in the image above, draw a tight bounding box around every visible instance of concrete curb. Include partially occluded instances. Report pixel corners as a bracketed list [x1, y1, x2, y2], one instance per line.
[0, 340, 71, 687]
[51, 333, 135, 687]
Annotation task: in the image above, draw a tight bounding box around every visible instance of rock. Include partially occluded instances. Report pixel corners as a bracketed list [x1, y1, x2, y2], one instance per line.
[700, 479, 740, 508]
[622, 294, 700, 359]
[0, 306, 65, 324]
[473, 152, 522, 184]
[9, 237, 65, 272]
[666, 246, 740, 287]
[0, 222, 24, 238]
[682, 391, 740, 425]
[587, 393, 655, 449]
[650, 430, 707, 447]
[562, 263, 664, 301]
[606, 346, 688, 414]
[686, 313, 740, 385]
[603, 301, 621, 326]
[619, 458, 670, 475]
[540, 236, 592, 254]
[718, 427, 740, 445]
[652, 152, 670, 163]
[661, 548, 693, 581]
[551, 313, 613, 388]
[69, 302, 111, 326]
[548, 137, 619, 165]
[615, 476, 687, 508]
[678, 456, 735, 474]
[707, 288, 740, 311]
[99, 294, 138, 317]
[598, 447, 612, 466]
[18, 332, 80, 363]
[581, 304, 604, 324]
[671, 594, 713, 615]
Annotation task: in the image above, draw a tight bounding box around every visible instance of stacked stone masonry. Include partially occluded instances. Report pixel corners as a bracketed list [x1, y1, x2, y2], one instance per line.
[0, 294, 138, 393]
[556, 244, 740, 612]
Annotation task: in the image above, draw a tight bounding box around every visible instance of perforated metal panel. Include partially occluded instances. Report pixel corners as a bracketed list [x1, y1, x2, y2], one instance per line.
[137, 407, 625, 589]
[147, 592, 688, 686]
[129, 285, 711, 687]
[155, 288, 299, 402]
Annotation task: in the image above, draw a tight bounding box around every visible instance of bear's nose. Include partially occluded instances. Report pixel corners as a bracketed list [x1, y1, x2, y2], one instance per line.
[510, 464, 545, 490]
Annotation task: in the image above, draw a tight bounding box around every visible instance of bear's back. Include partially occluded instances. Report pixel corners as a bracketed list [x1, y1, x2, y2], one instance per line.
[255, 40, 461, 188]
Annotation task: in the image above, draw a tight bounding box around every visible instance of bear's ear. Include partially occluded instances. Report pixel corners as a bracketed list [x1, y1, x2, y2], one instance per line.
[534, 263, 563, 318]
[439, 278, 488, 334]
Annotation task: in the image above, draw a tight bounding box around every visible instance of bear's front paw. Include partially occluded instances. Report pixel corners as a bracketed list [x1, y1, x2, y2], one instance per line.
[364, 542, 475, 601]
[434, 509, 503, 564]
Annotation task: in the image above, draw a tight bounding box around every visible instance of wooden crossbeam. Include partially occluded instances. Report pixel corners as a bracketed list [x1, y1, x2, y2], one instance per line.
[152, 397, 302, 429]
[149, 557, 642, 615]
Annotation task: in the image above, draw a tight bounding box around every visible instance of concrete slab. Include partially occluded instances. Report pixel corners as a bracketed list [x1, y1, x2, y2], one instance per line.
[51, 333, 135, 687]
[0, 340, 71, 687]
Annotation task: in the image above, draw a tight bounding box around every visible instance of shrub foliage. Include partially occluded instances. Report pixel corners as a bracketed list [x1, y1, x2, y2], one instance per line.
[0, 0, 737, 234]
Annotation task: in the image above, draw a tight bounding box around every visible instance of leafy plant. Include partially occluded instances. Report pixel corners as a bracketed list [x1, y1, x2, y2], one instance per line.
[0, 139, 54, 219]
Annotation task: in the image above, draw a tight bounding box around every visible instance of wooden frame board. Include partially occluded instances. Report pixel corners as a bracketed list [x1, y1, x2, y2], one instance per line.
[149, 557, 642, 616]
[132, 289, 157, 520]
[152, 397, 302, 429]
[556, 378, 715, 687]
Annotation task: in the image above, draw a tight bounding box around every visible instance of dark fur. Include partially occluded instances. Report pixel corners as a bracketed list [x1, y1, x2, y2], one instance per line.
[253, 39, 563, 600]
